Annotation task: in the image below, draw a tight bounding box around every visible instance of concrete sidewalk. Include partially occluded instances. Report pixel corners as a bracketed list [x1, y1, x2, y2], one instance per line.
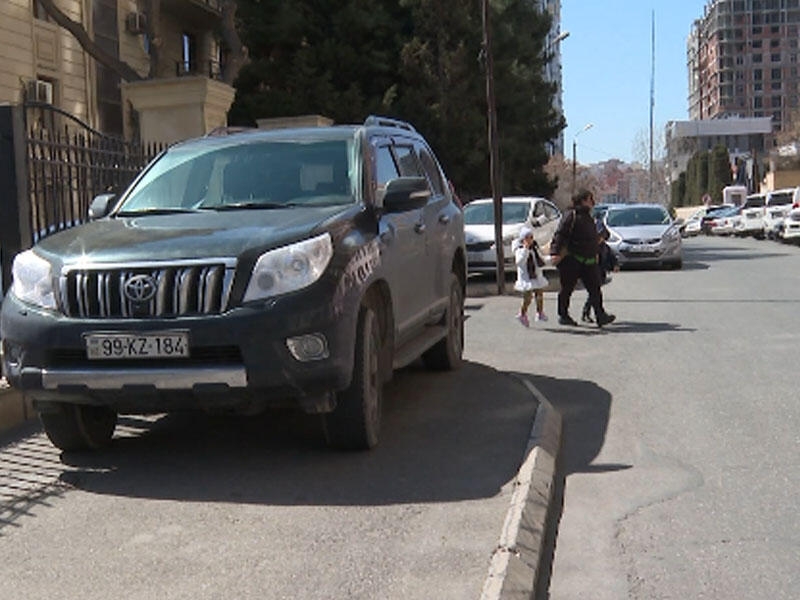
[0, 376, 35, 434]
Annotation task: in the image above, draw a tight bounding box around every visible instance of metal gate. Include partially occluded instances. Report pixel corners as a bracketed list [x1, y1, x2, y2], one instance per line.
[0, 103, 163, 293]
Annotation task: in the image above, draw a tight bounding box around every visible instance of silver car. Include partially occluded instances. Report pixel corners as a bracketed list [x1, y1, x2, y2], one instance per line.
[605, 204, 682, 270]
[463, 196, 561, 274]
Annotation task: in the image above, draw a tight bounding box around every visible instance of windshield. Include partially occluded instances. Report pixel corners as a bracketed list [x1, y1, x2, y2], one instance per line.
[768, 192, 794, 206]
[606, 206, 670, 227]
[118, 139, 357, 214]
[744, 196, 765, 208]
[463, 201, 531, 225]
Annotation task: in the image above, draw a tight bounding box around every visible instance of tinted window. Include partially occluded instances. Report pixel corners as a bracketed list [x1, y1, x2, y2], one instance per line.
[393, 145, 423, 177]
[744, 195, 766, 207]
[375, 145, 399, 186]
[768, 192, 794, 205]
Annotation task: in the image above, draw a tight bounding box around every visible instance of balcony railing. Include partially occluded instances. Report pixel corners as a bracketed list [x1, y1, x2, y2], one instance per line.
[176, 60, 223, 81]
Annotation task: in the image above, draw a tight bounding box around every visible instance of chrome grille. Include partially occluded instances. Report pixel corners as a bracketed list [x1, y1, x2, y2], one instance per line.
[59, 259, 236, 318]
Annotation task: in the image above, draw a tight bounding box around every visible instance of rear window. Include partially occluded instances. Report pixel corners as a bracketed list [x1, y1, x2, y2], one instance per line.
[606, 206, 670, 227]
[744, 196, 765, 207]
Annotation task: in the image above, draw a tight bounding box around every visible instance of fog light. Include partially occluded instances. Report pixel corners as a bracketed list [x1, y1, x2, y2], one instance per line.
[286, 334, 329, 362]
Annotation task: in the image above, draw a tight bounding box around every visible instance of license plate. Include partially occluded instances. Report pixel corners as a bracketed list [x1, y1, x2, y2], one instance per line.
[85, 331, 190, 360]
[628, 244, 655, 253]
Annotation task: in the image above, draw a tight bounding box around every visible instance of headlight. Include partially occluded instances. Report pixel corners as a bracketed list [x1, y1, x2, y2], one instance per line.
[10, 250, 57, 310]
[243, 233, 333, 302]
[663, 228, 680, 242]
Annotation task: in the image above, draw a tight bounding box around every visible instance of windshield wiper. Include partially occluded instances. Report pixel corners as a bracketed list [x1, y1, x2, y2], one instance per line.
[115, 207, 201, 216]
[201, 202, 299, 211]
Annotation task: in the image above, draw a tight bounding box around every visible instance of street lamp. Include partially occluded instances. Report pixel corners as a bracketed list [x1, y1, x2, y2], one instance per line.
[571, 122, 593, 198]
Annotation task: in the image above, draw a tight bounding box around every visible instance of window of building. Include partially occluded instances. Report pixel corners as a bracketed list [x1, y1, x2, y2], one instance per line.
[755, 82, 764, 91]
[772, 96, 782, 107]
[32, 0, 53, 22]
[181, 33, 197, 75]
[772, 68, 782, 79]
[772, 81, 782, 90]
[755, 97, 763, 108]
[754, 54, 763, 63]
[754, 69, 763, 80]
[791, 95, 799, 107]
[753, 40, 763, 49]
[771, 39, 780, 48]
[753, 26, 762, 34]
[736, 55, 745, 65]
[772, 53, 781, 62]
[791, 40, 799, 49]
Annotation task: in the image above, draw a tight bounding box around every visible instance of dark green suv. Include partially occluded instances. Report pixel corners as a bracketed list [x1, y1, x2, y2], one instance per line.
[1, 116, 466, 451]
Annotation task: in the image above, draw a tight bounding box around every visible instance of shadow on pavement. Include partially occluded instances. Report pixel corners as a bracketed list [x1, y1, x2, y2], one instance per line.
[46, 361, 537, 508]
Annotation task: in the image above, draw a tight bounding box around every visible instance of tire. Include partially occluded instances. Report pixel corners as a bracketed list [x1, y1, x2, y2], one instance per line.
[422, 273, 464, 371]
[323, 306, 382, 450]
[39, 404, 117, 451]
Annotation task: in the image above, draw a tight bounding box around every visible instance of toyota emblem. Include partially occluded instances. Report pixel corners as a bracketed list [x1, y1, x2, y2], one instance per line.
[123, 274, 157, 303]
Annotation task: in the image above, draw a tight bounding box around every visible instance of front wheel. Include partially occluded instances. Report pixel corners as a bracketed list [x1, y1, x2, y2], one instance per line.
[422, 273, 464, 371]
[323, 306, 383, 450]
[39, 403, 117, 451]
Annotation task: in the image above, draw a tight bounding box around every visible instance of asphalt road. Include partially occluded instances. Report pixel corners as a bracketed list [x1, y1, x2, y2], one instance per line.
[468, 234, 799, 599]
[1, 233, 797, 599]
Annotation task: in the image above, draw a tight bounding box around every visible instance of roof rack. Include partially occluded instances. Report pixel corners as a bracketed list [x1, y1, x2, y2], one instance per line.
[363, 115, 416, 133]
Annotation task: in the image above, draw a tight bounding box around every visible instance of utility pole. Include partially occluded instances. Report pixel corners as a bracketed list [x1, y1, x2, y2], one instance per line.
[649, 10, 655, 198]
[481, 0, 504, 294]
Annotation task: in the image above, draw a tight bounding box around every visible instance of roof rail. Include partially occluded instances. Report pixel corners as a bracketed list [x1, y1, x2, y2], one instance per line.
[364, 115, 416, 132]
[204, 126, 256, 137]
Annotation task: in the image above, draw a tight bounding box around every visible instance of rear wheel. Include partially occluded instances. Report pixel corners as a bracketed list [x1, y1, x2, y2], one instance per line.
[323, 306, 382, 450]
[39, 403, 117, 451]
[422, 273, 464, 371]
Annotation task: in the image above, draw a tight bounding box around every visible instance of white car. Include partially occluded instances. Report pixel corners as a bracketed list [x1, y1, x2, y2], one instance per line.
[736, 193, 765, 238]
[779, 205, 800, 242]
[463, 196, 561, 274]
[681, 207, 705, 237]
[711, 206, 742, 236]
[763, 188, 795, 239]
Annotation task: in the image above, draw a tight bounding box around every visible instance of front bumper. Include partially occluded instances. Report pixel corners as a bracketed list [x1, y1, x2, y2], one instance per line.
[611, 240, 681, 267]
[0, 286, 358, 413]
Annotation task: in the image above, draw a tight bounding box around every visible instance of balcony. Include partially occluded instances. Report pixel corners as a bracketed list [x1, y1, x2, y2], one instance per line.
[161, 0, 221, 28]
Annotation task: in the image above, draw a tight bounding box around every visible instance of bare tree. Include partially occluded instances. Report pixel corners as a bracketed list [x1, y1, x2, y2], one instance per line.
[544, 154, 601, 211]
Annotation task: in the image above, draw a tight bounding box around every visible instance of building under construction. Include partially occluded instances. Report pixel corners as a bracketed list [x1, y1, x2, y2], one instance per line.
[688, 0, 800, 131]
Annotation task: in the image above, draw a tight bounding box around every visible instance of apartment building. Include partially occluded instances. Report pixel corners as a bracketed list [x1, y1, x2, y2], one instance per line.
[688, 0, 800, 131]
[0, 0, 227, 139]
[538, 0, 566, 156]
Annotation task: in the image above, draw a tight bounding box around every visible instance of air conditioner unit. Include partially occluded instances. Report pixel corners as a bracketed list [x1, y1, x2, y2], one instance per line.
[125, 11, 147, 34]
[27, 79, 53, 104]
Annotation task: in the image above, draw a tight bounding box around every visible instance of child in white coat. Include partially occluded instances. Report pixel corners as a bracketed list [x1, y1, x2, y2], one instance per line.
[513, 226, 549, 327]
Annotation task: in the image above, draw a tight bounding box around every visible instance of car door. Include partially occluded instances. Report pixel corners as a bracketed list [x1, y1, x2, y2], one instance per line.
[372, 140, 430, 341]
[415, 140, 455, 314]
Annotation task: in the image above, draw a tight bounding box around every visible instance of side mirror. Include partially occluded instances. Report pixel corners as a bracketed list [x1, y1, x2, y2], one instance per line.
[381, 177, 431, 213]
[674, 217, 685, 227]
[88, 193, 117, 220]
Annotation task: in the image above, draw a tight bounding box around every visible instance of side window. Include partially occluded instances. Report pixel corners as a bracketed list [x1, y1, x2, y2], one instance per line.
[375, 145, 399, 186]
[392, 145, 423, 177]
[532, 201, 546, 218]
[544, 202, 560, 220]
[418, 146, 445, 195]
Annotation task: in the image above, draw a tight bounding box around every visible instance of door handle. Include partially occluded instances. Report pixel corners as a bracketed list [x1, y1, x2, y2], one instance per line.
[439, 214, 451, 224]
[414, 223, 426, 234]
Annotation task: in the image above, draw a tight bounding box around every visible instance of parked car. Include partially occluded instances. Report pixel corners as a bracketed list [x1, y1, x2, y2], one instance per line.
[736, 193, 766, 238]
[604, 203, 682, 269]
[0, 115, 466, 452]
[779, 205, 800, 242]
[762, 188, 796, 239]
[704, 205, 741, 235]
[680, 207, 706, 237]
[463, 196, 560, 274]
[700, 204, 735, 235]
[710, 206, 743, 236]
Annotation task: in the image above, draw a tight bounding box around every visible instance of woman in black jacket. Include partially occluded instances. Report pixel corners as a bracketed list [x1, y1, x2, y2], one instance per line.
[549, 189, 616, 327]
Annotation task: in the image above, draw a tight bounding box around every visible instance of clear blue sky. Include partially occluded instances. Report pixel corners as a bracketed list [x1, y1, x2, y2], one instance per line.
[561, 0, 708, 165]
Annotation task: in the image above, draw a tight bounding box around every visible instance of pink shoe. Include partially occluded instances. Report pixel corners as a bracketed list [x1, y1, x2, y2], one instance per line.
[516, 313, 530, 328]
[535, 312, 548, 322]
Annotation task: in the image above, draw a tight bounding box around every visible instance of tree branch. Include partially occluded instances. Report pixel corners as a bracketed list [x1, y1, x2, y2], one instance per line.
[219, 0, 248, 85]
[38, 0, 144, 82]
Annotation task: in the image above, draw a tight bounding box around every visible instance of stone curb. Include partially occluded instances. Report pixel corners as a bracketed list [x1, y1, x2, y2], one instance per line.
[480, 377, 562, 600]
[0, 377, 35, 434]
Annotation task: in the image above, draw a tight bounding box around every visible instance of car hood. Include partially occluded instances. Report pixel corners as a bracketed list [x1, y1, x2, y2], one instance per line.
[34, 206, 349, 265]
[609, 224, 674, 241]
[464, 223, 524, 244]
